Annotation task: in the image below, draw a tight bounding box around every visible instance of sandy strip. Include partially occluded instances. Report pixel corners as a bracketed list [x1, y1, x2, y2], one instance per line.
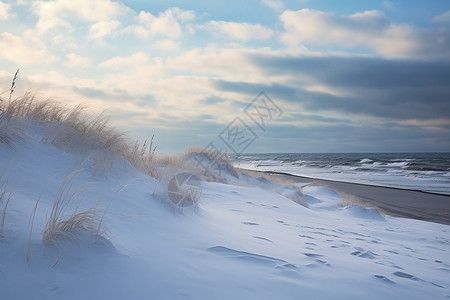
[238, 169, 450, 226]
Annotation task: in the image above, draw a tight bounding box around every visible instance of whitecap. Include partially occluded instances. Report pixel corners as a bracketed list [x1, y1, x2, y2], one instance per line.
[360, 158, 373, 163]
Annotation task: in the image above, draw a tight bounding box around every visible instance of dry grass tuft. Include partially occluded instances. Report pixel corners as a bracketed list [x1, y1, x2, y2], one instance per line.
[26, 172, 102, 266]
[0, 114, 16, 149]
[42, 173, 99, 256]
[124, 135, 161, 180]
[1, 93, 130, 157]
[25, 172, 133, 266]
[1, 93, 136, 176]
[0, 171, 16, 236]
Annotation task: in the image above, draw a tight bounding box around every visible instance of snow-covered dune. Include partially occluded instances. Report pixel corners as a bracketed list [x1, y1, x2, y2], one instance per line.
[0, 98, 449, 300]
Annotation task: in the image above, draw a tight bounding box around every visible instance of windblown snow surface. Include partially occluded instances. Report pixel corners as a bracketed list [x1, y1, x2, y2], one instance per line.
[0, 132, 449, 299]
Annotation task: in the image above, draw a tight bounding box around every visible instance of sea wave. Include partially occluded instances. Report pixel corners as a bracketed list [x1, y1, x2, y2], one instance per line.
[360, 158, 373, 163]
[232, 153, 450, 195]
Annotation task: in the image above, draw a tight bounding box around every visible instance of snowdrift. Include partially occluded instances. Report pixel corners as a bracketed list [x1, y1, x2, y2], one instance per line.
[0, 95, 449, 300]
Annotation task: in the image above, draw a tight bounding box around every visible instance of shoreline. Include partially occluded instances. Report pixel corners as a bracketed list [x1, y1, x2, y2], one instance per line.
[238, 168, 450, 226]
[259, 170, 450, 197]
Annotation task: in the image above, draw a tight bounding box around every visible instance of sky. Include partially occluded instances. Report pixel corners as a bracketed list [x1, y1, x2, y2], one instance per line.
[0, 0, 449, 154]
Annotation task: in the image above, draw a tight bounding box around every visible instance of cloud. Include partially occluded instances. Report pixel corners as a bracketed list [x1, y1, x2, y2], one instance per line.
[0, 1, 15, 21]
[280, 9, 450, 59]
[280, 9, 387, 45]
[31, 0, 128, 33]
[166, 47, 310, 82]
[154, 39, 180, 52]
[206, 21, 274, 41]
[252, 55, 450, 89]
[262, 122, 450, 153]
[246, 54, 450, 122]
[98, 52, 150, 69]
[169, 7, 196, 23]
[166, 47, 272, 88]
[432, 10, 450, 23]
[99, 57, 167, 94]
[125, 8, 194, 39]
[88, 20, 120, 40]
[0, 32, 56, 64]
[64, 53, 91, 68]
[213, 79, 298, 100]
[3, 2, 449, 152]
[261, 0, 284, 12]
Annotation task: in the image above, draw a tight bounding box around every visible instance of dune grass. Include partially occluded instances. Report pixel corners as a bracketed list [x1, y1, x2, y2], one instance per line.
[1, 91, 238, 184]
[124, 136, 162, 180]
[0, 171, 16, 236]
[3, 94, 130, 155]
[23, 171, 134, 266]
[39, 172, 101, 266]
[0, 109, 16, 149]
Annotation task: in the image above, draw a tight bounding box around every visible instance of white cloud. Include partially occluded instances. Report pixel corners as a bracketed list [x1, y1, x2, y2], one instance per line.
[0, 1, 15, 21]
[169, 7, 196, 23]
[280, 9, 388, 46]
[98, 52, 150, 69]
[31, 0, 128, 33]
[207, 21, 274, 41]
[432, 10, 450, 23]
[64, 53, 91, 68]
[51, 34, 79, 49]
[166, 47, 284, 83]
[154, 39, 180, 52]
[88, 20, 120, 40]
[0, 32, 56, 64]
[280, 9, 450, 58]
[125, 8, 194, 39]
[261, 0, 284, 12]
[100, 59, 167, 94]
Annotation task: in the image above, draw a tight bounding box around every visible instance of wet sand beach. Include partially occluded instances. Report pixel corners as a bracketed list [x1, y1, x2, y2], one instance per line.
[239, 169, 450, 226]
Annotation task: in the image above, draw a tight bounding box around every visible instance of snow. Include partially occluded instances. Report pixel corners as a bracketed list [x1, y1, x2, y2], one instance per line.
[1, 128, 449, 300]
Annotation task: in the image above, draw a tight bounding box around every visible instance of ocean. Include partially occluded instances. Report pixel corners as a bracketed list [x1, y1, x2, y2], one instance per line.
[231, 153, 450, 195]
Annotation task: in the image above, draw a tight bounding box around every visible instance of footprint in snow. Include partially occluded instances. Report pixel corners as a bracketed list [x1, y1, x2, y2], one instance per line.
[438, 268, 450, 273]
[351, 248, 378, 259]
[208, 246, 289, 268]
[304, 253, 324, 258]
[373, 275, 396, 284]
[311, 231, 340, 238]
[306, 262, 331, 268]
[208, 247, 302, 278]
[242, 222, 259, 226]
[392, 271, 444, 288]
[392, 271, 420, 280]
[253, 236, 273, 243]
[298, 234, 314, 240]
